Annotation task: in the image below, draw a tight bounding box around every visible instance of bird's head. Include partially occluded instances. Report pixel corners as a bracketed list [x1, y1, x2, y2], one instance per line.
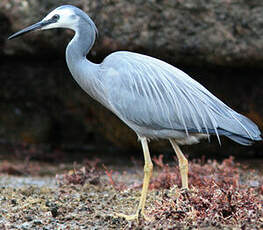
[8, 5, 97, 40]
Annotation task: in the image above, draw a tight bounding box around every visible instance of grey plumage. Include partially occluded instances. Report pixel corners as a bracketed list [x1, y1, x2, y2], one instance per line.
[65, 6, 262, 146]
[101, 51, 261, 145]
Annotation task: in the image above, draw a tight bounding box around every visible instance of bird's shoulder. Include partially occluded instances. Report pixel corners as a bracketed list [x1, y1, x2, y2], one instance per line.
[101, 51, 171, 72]
[101, 51, 208, 95]
[102, 50, 150, 63]
[101, 51, 195, 84]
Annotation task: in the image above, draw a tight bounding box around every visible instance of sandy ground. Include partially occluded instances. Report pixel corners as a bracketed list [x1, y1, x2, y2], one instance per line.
[0, 156, 262, 229]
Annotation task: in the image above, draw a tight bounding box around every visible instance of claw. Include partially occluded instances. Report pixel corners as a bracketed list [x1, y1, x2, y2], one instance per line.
[180, 187, 189, 192]
[115, 212, 139, 221]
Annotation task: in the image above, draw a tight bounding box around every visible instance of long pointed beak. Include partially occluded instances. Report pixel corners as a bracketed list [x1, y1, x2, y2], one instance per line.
[8, 18, 55, 40]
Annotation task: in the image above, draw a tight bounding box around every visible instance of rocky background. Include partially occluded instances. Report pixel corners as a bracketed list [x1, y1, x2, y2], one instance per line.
[0, 0, 263, 157]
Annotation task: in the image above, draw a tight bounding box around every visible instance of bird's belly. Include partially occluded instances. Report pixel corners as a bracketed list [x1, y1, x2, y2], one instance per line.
[123, 120, 208, 145]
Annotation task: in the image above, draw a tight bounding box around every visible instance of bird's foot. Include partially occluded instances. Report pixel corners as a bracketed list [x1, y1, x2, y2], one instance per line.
[115, 210, 152, 222]
[115, 212, 139, 221]
[180, 186, 189, 192]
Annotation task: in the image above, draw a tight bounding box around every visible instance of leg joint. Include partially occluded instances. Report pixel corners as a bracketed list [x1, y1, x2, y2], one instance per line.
[179, 157, 188, 165]
[144, 162, 153, 173]
[179, 158, 188, 171]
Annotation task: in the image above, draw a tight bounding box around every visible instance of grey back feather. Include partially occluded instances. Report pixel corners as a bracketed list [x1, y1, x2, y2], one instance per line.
[101, 51, 261, 145]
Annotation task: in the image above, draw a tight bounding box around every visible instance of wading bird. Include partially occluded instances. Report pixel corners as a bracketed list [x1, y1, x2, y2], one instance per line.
[8, 5, 262, 221]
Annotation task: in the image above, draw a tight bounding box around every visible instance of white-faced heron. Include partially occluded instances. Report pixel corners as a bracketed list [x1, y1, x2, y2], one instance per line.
[8, 5, 262, 220]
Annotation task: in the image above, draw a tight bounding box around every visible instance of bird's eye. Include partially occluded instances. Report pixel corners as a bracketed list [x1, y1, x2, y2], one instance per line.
[52, 14, 60, 20]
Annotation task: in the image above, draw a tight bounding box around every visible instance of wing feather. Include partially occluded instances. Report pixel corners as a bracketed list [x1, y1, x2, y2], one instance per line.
[101, 51, 261, 143]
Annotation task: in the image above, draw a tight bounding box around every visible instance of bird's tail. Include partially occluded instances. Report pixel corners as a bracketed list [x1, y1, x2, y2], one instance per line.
[220, 112, 262, 145]
[224, 133, 261, 145]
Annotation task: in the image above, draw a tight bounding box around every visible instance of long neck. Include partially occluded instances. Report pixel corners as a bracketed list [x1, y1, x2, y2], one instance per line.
[66, 21, 96, 61]
[65, 23, 109, 107]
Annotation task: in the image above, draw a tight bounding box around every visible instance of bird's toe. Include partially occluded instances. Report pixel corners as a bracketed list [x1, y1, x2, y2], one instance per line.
[115, 211, 152, 222]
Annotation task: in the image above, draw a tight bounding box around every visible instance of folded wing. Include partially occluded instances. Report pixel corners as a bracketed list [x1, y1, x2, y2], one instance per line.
[102, 51, 262, 145]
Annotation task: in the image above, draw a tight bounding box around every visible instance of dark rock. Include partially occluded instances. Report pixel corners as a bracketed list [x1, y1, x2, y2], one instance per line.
[0, 1, 262, 157]
[2, 0, 263, 67]
[51, 206, 59, 217]
[11, 198, 17, 205]
[25, 216, 33, 221]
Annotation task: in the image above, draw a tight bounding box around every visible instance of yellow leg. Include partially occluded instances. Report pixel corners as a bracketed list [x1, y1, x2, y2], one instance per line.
[169, 139, 189, 189]
[116, 137, 153, 221]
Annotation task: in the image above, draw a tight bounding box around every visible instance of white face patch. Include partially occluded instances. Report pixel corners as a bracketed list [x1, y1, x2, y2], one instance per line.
[41, 7, 79, 30]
